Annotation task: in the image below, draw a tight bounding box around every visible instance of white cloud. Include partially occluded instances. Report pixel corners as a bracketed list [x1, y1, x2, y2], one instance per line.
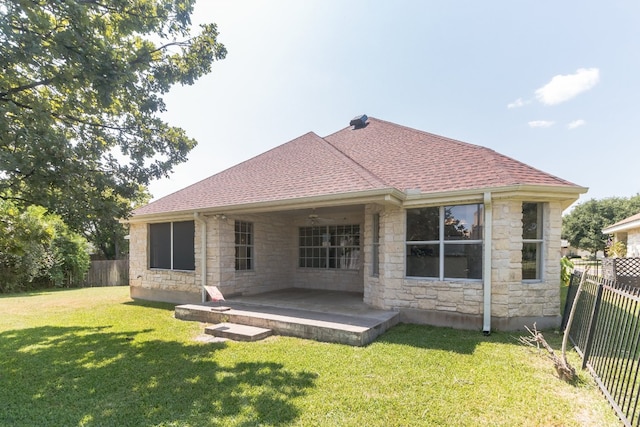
[528, 120, 555, 128]
[535, 68, 600, 105]
[567, 119, 586, 130]
[507, 98, 530, 109]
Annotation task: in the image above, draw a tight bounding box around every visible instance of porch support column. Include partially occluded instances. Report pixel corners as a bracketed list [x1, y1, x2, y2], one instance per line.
[194, 212, 207, 302]
[483, 192, 493, 334]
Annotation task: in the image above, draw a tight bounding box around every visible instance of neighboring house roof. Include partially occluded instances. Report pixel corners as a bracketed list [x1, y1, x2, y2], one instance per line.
[603, 212, 640, 234]
[133, 116, 585, 218]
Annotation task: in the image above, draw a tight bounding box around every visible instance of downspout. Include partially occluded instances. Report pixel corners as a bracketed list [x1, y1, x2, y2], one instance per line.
[194, 213, 207, 303]
[483, 192, 493, 335]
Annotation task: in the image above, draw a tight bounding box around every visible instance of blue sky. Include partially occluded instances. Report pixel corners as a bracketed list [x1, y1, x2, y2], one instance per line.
[152, 0, 640, 208]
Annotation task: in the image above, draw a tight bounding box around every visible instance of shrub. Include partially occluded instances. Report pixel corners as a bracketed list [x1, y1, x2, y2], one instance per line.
[0, 200, 90, 292]
[606, 241, 627, 258]
[47, 220, 91, 287]
[560, 256, 574, 287]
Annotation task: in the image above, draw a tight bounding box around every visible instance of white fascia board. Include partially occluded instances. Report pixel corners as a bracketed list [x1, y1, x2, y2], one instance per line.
[124, 188, 405, 224]
[121, 212, 198, 224]
[603, 220, 640, 235]
[402, 184, 586, 209]
[124, 184, 585, 224]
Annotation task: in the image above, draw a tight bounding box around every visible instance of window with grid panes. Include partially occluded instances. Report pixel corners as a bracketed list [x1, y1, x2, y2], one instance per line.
[406, 204, 483, 280]
[522, 202, 543, 280]
[299, 225, 360, 269]
[372, 213, 380, 276]
[235, 221, 253, 271]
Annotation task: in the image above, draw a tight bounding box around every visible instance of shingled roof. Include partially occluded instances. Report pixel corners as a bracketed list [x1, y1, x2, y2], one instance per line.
[133, 117, 583, 217]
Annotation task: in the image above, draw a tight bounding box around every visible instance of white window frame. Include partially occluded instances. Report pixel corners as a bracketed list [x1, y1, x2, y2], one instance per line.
[149, 221, 195, 271]
[372, 213, 380, 276]
[406, 204, 484, 281]
[235, 221, 254, 271]
[299, 225, 361, 270]
[522, 202, 544, 281]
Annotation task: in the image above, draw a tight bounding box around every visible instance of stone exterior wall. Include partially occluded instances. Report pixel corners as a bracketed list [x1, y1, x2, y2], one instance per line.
[375, 205, 404, 308]
[365, 203, 485, 328]
[491, 200, 524, 320]
[130, 198, 564, 330]
[364, 199, 563, 330]
[627, 229, 640, 257]
[200, 213, 291, 297]
[496, 201, 562, 329]
[128, 222, 145, 287]
[542, 202, 563, 317]
[363, 204, 384, 306]
[129, 209, 365, 302]
[128, 221, 198, 303]
[290, 210, 364, 293]
[293, 269, 363, 292]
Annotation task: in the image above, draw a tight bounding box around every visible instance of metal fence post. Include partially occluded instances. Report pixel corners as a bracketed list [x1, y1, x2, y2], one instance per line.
[581, 279, 605, 370]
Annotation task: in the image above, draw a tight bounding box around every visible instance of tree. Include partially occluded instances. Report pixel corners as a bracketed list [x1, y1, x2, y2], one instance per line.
[562, 195, 640, 255]
[0, 199, 90, 292]
[0, 0, 226, 257]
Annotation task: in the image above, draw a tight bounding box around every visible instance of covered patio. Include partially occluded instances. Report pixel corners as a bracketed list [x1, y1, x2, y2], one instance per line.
[175, 288, 399, 346]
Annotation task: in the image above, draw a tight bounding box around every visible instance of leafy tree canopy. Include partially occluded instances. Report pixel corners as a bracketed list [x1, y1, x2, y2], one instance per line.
[562, 195, 640, 254]
[0, 0, 226, 257]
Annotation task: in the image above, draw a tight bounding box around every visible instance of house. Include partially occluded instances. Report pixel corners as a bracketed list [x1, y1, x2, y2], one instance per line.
[127, 115, 587, 331]
[603, 212, 640, 257]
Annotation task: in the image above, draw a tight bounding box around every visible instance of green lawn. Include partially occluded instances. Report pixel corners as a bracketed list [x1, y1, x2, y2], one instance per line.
[0, 287, 619, 426]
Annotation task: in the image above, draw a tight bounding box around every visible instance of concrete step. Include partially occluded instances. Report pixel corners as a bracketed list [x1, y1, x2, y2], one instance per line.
[204, 322, 272, 342]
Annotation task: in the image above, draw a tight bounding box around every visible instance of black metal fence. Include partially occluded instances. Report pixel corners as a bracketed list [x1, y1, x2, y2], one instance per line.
[563, 271, 640, 426]
[571, 259, 603, 278]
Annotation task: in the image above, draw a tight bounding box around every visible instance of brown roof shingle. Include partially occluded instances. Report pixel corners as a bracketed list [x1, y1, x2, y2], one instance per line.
[324, 118, 576, 193]
[133, 117, 581, 217]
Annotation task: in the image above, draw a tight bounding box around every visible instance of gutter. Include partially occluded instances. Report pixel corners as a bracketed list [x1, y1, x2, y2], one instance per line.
[483, 192, 492, 335]
[193, 212, 207, 303]
[402, 184, 587, 210]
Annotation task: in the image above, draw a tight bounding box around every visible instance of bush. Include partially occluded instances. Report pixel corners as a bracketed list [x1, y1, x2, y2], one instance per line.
[606, 241, 627, 258]
[561, 256, 574, 287]
[47, 222, 91, 287]
[0, 200, 90, 292]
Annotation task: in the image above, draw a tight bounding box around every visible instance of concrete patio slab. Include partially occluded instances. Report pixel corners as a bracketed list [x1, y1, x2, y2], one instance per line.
[175, 288, 399, 346]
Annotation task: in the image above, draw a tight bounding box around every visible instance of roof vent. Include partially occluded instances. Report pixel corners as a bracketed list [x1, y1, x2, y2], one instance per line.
[350, 114, 368, 129]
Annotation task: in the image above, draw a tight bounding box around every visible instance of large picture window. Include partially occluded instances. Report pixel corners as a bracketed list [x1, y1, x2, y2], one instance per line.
[406, 204, 483, 280]
[235, 221, 253, 271]
[299, 225, 360, 269]
[522, 202, 543, 280]
[149, 221, 195, 271]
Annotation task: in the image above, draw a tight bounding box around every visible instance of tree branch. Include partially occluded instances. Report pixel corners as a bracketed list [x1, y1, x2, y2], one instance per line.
[519, 323, 576, 382]
[0, 77, 57, 98]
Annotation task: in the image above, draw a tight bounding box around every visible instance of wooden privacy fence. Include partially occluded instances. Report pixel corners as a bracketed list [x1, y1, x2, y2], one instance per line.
[83, 259, 129, 287]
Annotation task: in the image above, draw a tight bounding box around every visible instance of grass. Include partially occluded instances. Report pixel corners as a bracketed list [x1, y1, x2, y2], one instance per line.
[0, 287, 620, 426]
